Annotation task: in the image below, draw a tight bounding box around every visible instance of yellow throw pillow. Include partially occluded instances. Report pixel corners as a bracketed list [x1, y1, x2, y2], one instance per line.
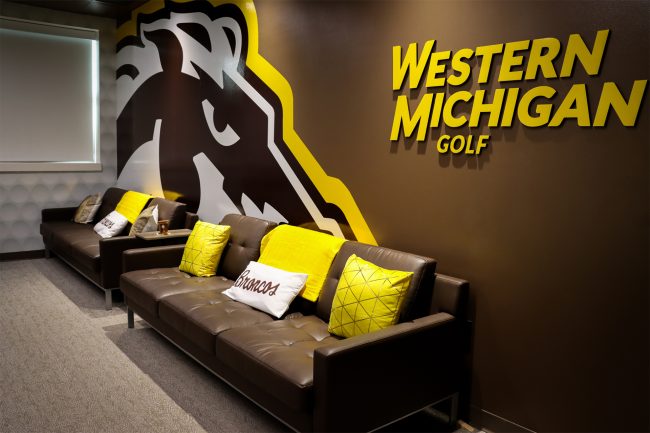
[179, 221, 230, 277]
[258, 225, 345, 302]
[115, 190, 152, 224]
[328, 254, 413, 338]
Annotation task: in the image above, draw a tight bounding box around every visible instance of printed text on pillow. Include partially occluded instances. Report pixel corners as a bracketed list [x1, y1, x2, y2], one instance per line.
[233, 270, 279, 296]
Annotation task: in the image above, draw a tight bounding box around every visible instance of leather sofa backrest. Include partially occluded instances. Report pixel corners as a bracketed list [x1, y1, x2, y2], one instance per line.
[316, 241, 437, 323]
[149, 197, 187, 230]
[185, 212, 199, 229]
[217, 214, 277, 281]
[94, 187, 128, 224]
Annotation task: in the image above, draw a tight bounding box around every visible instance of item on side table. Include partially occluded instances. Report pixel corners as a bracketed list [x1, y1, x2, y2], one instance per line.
[157, 219, 169, 235]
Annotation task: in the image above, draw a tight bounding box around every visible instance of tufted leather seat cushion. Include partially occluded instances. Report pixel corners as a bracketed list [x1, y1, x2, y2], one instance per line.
[216, 315, 341, 410]
[64, 236, 101, 273]
[158, 290, 274, 353]
[121, 214, 276, 324]
[45, 221, 101, 273]
[120, 268, 233, 318]
[44, 221, 95, 246]
[41, 220, 70, 245]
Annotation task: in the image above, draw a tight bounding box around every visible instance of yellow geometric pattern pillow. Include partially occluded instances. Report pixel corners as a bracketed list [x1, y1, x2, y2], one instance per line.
[328, 254, 413, 338]
[258, 224, 345, 302]
[115, 190, 152, 224]
[179, 222, 231, 277]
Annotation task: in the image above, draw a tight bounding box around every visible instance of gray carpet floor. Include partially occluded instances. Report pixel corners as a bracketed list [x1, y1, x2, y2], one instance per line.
[0, 258, 470, 433]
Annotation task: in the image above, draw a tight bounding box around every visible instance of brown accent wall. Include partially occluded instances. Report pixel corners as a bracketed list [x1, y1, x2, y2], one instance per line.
[255, 1, 649, 431]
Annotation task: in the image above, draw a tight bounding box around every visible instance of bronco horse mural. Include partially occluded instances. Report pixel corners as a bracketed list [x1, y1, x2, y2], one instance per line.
[115, 0, 375, 243]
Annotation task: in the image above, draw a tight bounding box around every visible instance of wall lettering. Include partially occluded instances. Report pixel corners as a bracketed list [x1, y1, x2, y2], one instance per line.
[391, 30, 648, 154]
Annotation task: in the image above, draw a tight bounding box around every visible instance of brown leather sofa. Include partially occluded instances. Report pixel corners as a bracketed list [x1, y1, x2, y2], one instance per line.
[40, 187, 194, 309]
[121, 214, 468, 432]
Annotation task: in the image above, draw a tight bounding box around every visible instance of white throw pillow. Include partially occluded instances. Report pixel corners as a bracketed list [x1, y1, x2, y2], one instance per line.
[93, 210, 129, 239]
[223, 261, 308, 318]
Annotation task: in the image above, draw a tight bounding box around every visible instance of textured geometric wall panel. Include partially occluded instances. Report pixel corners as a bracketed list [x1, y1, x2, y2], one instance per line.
[0, 3, 117, 253]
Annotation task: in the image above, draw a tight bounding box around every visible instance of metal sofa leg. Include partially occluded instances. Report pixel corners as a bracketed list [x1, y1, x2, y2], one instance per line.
[449, 392, 459, 426]
[105, 289, 113, 310]
[44, 248, 51, 258]
[423, 392, 460, 426]
[127, 307, 134, 329]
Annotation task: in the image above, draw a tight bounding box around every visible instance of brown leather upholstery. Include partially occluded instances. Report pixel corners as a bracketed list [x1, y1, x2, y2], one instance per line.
[312, 313, 458, 432]
[41, 206, 76, 224]
[44, 221, 102, 274]
[45, 221, 100, 248]
[64, 234, 102, 274]
[121, 218, 466, 432]
[40, 188, 192, 308]
[41, 209, 78, 248]
[431, 274, 469, 320]
[122, 244, 186, 273]
[216, 315, 341, 411]
[185, 212, 199, 229]
[217, 214, 277, 281]
[121, 268, 233, 318]
[159, 289, 274, 353]
[121, 214, 277, 316]
[93, 187, 127, 224]
[316, 241, 437, 323]
[149, 197, 187, 230]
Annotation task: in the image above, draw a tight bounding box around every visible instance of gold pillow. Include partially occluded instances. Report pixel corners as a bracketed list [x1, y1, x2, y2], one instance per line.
[179, 221, 231, 277]
[73, 193, 102, 224]
[258, 224, 345, 302]
[328, 254, 413, 338]
[115, 191, 152, 224]
[128, 205, 158, 236]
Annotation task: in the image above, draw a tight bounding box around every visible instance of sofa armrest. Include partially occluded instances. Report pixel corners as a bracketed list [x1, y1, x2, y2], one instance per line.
[99, 234, 189, 288]
[99, 236, 146, 288]
[42, 207, 77, 222]
[185, 212, 199, 229]
[313, 313, 461, 432]
[122, 244, 186, 273]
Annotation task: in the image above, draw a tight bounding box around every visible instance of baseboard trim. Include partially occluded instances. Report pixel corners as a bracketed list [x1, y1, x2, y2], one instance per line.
[0, 250, 46, 261]
[469, 405, 536, 433]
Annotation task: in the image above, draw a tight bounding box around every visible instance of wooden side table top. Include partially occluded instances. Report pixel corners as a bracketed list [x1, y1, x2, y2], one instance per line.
[135, 228, 192, 240]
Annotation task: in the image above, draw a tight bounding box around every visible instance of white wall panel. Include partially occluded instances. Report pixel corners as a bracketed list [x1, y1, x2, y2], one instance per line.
[0, 2, 117, 253]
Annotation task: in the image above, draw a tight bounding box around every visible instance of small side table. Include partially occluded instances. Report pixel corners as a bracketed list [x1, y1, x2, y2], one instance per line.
[135, 229, 192, 240]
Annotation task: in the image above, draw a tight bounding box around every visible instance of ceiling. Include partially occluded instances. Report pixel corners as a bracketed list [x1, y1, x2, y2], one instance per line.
[6, 0, 148, 21]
